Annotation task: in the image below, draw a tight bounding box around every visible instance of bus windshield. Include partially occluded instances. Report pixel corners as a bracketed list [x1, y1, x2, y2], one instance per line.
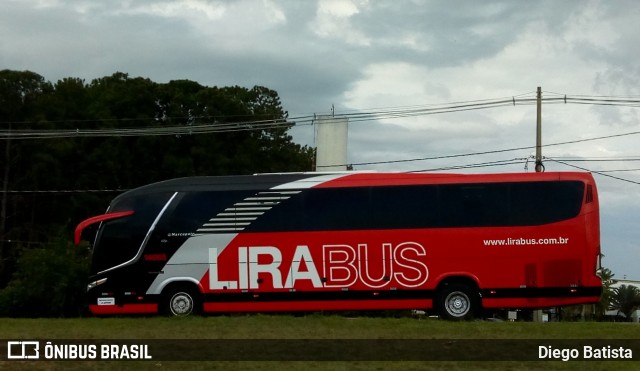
[91, 192, 174, 274]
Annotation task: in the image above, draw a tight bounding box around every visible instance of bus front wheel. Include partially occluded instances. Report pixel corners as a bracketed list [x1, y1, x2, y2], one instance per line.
[162, 286, 200, 317]
[437, 283, 477, 321]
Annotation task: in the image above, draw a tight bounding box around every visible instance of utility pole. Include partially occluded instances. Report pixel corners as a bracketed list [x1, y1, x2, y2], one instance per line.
[533, 86, 545, 323]
[535, 86, 544, 172]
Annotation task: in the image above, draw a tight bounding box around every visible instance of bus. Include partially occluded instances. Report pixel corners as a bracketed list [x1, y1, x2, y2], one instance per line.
[74, 171, 602, 320]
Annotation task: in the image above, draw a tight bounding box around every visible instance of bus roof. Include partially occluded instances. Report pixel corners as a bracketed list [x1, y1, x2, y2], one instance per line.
[113, 171, 595, 201]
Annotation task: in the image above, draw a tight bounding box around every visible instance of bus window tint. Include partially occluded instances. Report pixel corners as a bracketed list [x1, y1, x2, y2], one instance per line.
[509, 181, 584, 225]
[250, 181, 585, 232]
[370, 185, 439, 229]
[91, 192, 173, 273]
[156, 191, 254, 233]
[302, 187, 370, 231]
[439, 184, 511, 227]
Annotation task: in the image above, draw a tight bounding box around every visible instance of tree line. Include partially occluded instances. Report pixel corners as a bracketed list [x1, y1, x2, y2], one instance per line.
[0, 69, 314, 316]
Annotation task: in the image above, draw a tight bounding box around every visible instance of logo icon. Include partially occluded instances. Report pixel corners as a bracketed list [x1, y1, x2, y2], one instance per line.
[7, 341, 40, 359]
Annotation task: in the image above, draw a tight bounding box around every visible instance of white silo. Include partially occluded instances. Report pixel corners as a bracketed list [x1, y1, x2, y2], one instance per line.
[315, 115, 348, 172]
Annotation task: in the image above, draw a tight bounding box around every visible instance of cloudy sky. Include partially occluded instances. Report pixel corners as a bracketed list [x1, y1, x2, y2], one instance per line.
[2, 0, 640, 279]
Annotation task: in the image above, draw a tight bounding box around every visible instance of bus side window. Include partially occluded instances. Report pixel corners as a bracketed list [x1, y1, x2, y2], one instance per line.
[438, 184, 509, 228]
[509, 181, 584, 226]
[302, 188, 370, 231]
[370, 185, 438, 229]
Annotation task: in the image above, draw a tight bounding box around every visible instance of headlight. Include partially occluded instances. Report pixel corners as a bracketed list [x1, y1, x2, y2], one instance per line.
[87, 278, 107, 292]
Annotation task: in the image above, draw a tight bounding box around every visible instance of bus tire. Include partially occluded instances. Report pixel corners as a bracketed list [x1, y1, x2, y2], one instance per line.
[437, 283, 477, 321]
[162, 285, 200, 317]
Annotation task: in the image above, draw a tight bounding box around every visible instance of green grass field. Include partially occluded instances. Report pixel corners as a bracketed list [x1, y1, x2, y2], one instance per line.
[1, 315, 639, 370]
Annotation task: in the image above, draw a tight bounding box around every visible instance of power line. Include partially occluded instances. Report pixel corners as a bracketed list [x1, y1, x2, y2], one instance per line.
[410, 158, 527, 173]
[545, 158, 640, 185]
[317, 129, 640, 169]
[3, 91, 640, 183]
[546, 158, 640, 176]
[548, 157, 640, 162]
[598, 168, 640, 173]
[2, 93, 640, 139]
[0, 112, 317, 125]
[0, 119, 302, 140]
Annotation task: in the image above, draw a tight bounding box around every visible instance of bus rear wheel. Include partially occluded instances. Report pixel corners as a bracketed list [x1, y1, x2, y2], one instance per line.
[437, 283, 477, 321]
[162, 286, 200, 317]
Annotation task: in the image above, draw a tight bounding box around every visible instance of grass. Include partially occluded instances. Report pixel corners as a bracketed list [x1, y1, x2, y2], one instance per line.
[1, 315, 639, 370]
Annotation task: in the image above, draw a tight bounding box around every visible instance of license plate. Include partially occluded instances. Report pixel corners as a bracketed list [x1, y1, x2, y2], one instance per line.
[97, 297, 115, 306]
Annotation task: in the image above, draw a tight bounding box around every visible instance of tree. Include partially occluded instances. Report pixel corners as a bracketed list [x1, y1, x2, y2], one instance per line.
[609, 284, 640, 321]
[0, 70, 52, 285]
[596, 267, 615, 319]
[0, 231, 89, 317]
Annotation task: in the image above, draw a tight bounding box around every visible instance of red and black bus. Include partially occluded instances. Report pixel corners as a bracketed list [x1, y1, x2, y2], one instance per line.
[75, 171, 602, 320]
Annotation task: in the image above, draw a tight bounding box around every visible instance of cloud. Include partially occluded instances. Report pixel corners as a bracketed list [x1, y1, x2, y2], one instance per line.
[124, 0, 227, 21]
[563, 0, 619, 53]
[311, 0, 370, 46]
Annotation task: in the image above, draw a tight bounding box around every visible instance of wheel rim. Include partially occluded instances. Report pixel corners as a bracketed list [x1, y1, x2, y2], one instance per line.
[444, 291, 470, 317]
[170, 292, 193, 316]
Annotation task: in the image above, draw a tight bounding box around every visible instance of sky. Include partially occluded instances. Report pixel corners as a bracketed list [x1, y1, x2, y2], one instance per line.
[2, 0, 640, 279]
